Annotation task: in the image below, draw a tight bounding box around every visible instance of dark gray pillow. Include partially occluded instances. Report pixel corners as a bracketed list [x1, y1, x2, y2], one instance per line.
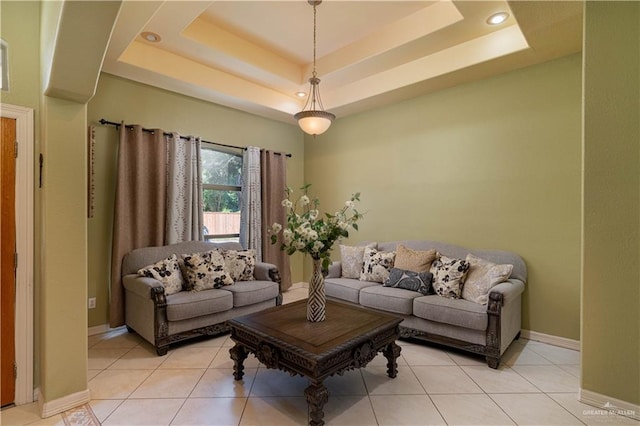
[383, 268, 433, 295]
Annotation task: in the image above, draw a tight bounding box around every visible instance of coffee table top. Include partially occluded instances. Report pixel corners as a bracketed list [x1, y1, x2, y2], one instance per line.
[228, 299, 402, 356]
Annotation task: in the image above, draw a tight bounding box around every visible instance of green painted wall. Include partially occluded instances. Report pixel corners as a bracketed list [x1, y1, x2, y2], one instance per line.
[38, 0, 89, 405]
[305, 54, 583, 340]
[1, 0, 42, 393]
[4, 0, 637, 411]
[582, 2, 639, 406]
[39, 96, 88, 402]
[3, 0, 92, 406]
[86, 73, 305, 327]
[1, 0, 41, 109]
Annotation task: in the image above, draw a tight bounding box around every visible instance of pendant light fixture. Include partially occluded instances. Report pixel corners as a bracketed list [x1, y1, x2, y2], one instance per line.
[294, 0, 335, 136]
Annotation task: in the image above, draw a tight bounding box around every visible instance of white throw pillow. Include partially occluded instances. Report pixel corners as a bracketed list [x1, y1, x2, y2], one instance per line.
[360, 247, 396, 283]
[430, 254, 470, 299]
[137, 254, 185, 295]
[223, 249, 256, 281]
[181, 250, 233, 291]
[340, 243, 375, 279]
[462, 254, 513, 305]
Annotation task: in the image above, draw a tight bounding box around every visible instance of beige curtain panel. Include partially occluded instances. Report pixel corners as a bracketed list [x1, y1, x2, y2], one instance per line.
[109, 124, 167, 328]
[261, 150, 292, 292]
[166, 133, 203, 244]
[240, 146, 262, 260]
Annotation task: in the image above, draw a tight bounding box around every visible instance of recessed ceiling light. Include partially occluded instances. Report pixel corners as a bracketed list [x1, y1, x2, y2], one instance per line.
[141, 31, 161, 43]
[486, 12, 509, 26]
[295, 91, 307, 98]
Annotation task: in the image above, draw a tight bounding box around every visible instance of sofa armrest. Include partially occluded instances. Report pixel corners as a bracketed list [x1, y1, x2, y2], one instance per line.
[327, 261, 342, 278]
[489, 279, 525, 305]
[254, 262, 282, 305]
[123, 274, 164, 299]
[254, 262, 279, 282]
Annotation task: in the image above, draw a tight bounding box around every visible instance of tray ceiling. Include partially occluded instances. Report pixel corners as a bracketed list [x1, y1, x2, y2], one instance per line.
[103, 1, 583, 124]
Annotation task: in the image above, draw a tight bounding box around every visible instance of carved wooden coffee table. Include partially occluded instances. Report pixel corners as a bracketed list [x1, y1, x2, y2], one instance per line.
[228, 299, 402, 426]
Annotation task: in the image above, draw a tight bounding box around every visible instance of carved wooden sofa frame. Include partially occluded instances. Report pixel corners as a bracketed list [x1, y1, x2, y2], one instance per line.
[122, 241, 282, 355]
[325, 240, 527, 369]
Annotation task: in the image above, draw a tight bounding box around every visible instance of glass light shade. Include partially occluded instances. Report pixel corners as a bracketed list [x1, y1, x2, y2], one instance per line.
[294, 110, 335, 136]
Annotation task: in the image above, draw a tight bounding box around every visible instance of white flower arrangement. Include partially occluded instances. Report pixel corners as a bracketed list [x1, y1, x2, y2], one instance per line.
[269, 184, 363, 270]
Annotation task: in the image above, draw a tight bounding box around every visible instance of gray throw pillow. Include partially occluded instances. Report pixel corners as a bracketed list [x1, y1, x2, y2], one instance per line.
[383, 268, 433, 295]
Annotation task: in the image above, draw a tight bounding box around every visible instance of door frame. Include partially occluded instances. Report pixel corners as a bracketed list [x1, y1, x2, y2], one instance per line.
[1, 103, 34, 405]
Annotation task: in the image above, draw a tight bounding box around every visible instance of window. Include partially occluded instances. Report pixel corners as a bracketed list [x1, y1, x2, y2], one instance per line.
[1, 39, 9, 91]
[201, 144, 243, 242]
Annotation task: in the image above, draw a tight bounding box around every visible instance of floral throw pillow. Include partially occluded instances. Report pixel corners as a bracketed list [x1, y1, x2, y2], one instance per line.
[181, 250, 233, 292]
[137, 254, 185, 296]
[462, 254, 513, 305]
[223, 249, 256, 281]
[360, 247, 396, 283]
[383, 268, 433, 295]
[340, 243, 375, 279]
[430, 254, 470, 299]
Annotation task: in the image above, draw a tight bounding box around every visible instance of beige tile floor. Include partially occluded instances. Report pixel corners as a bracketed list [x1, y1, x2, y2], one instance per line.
[2, 285, 638, 426]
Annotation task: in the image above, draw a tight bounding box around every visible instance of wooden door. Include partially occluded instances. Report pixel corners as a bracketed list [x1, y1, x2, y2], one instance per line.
[1, 117, 16, 407]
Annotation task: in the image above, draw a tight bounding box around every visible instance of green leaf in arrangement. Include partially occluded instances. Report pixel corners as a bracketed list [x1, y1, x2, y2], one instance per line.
[268, 184, 364, 262]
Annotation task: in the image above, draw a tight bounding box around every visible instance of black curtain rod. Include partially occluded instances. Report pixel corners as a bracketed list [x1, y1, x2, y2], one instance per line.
[98, 119, 292, 158]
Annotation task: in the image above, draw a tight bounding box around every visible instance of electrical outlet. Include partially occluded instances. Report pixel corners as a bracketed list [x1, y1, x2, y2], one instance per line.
[88, 297, 96, 309]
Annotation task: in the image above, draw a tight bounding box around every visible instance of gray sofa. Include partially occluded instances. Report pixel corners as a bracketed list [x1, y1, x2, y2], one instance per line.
[122, 241, 281, 355]
[325, 240, 527, 368]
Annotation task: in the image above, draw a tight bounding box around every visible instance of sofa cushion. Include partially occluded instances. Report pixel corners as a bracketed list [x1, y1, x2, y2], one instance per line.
[394, 244, 437, 273]
[225, 280, 279, 307]
[462, 254, 513, 305]
[430, 254, 470, 299]
[181, 250, 233, 291]
[137, 254, 185, 295]
[166, 288, 233, 321]
[413, 295, 488, 331]
[123, 241, 243, 276]
[223, 249, 256, 281]
[383, 268, 433, 295]
[340, 244, 375, 279]
[325, 278, 379, 303]
[376, 240, 527, 284]
[359, 285, 422, 315]
[360, 247, 396, 283]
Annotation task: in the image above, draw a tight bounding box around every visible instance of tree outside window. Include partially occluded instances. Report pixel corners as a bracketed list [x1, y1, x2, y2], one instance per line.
[201, 145, 242, 242]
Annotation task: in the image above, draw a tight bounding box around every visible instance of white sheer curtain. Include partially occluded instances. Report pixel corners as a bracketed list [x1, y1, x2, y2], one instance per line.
[240, 146, 262, 260]
[166, 133, 203, 244]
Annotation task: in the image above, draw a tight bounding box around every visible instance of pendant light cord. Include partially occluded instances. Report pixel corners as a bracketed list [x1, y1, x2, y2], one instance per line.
[312, 1, 317, 79]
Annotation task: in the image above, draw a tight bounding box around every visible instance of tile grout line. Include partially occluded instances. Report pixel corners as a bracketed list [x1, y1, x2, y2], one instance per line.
[404, 358, 449, 425]
[84, 323, 588, 426]
[500, 348, 583, 425]
[456, 362, 519, 425]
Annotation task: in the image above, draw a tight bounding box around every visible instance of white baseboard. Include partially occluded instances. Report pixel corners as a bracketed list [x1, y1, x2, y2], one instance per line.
[521, 329, 580, 351]
[289, 281, 308, 289]
[579, 388, 639, 421]
[88, 324, 125, 336]
[37, 388, 90, 418]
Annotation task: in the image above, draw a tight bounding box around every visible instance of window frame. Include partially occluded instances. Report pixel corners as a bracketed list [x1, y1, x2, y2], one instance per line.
[201, 143, 243, 242]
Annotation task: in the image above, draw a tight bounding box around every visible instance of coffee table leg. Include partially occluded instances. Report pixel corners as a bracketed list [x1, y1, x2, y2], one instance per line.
[229, 344, 248, 380]
[304, 382, 329, 426]
[383, 342, 401, 378]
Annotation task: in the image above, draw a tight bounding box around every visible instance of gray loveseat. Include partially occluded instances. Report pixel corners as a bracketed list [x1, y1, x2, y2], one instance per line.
[325, 240, 527, 368]
[122, 241, 281, 355]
